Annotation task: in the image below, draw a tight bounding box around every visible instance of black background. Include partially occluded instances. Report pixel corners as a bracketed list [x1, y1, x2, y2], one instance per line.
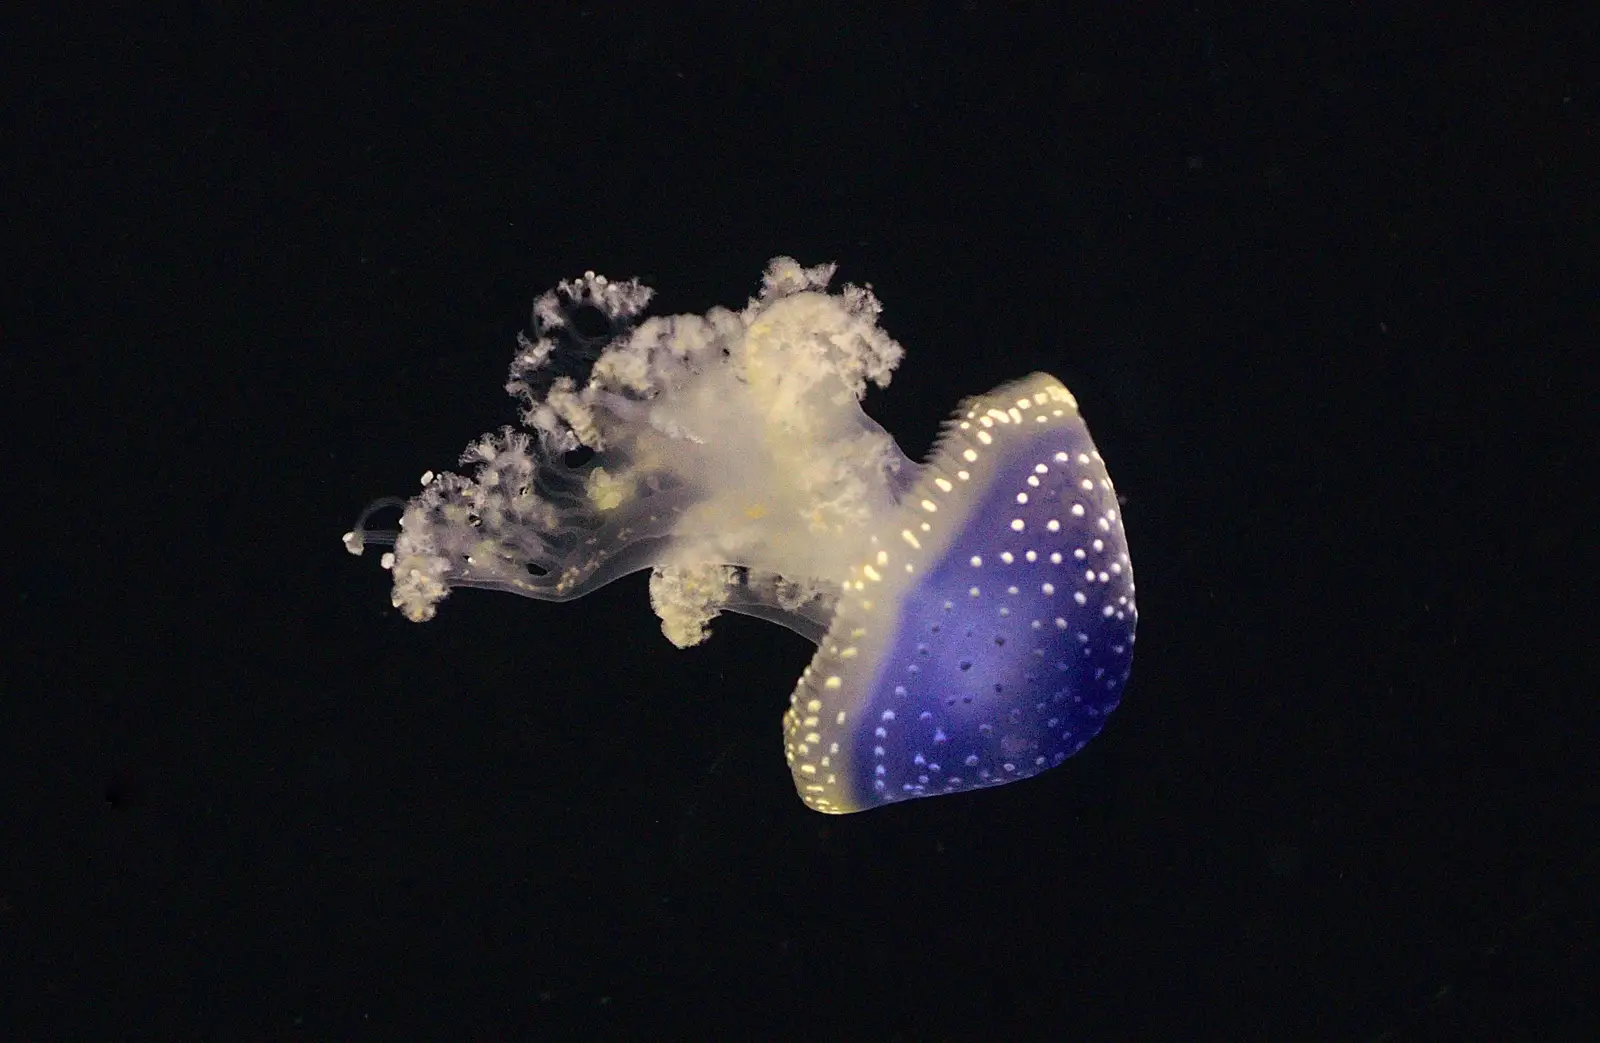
[2, 4, 1593, 1040]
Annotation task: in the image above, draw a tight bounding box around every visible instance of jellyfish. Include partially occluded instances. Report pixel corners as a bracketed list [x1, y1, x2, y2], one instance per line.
[345, 258, 1136, 813]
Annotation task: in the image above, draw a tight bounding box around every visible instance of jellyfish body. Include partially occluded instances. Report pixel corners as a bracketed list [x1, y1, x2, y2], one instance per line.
[346, 258, 1136, 813]
[782, 373, 1135, 812]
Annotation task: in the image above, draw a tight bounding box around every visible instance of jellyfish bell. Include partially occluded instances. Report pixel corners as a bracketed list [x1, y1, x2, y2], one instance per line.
[345, 258, 1136, 813]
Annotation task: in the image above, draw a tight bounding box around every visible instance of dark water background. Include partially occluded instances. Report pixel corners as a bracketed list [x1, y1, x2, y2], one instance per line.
[3, 5, 1591, 1039]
